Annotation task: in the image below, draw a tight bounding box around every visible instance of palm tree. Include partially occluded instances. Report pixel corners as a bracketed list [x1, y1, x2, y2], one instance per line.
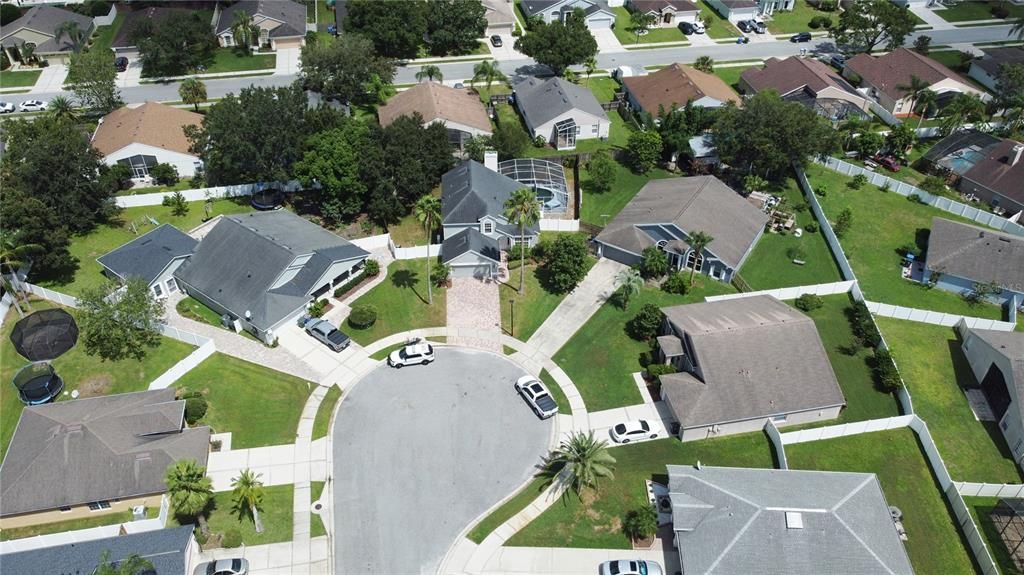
[179, 78, 207, 112]
[472, 59, 506, 92]
[1010, 16, 1024, 40]
[914, 89, 938, 129]
[686, 231, 713, 283]
[0, 230, 43, 318]
[94, 551, 154, 575]
[897, 75, 930, 124]
[55, 21, 87, 53]
[693, 56, 714, 74]
[18, 41, 36, 65]
[414, 195, 442, 304]
[165, 460, 213, 535]
[941, 93, 986, 135]
[614, 267, 643, 308]
[231, 10, 258, 50]
[503, 188, 541, 294]
[416, 64, 443, 83]
[544, 431, 616, 498]
[838, 117, 867, 151]
[231, 469, 265, 534]
[47, 95, 78, 122]
[584, 56, 598, 86]
[562, 68, 580, 84]
[629, 11, 656, 43]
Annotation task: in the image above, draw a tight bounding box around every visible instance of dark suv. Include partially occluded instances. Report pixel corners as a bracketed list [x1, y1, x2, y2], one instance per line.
[737, 19, 753, 32]
[114, 56, 128, 72]
[790, 31, 812, 42]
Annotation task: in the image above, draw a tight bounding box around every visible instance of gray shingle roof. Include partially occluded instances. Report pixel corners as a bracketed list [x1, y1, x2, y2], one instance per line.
[0, 6, 93, 52]
[926, 217, 1024, 293]
[659, 295, 845, 428]
[0, 389, 210, 517]
[594, 176, 768, 269]
[0, 525, 194, 574]
[97, 224, 197, 285]
[442, 228, 501, 264]
[216, 0, 306, 38]
[973, 47, 1024, 77]
[173, 211, 368, 331]
[667, 465, 915, 575]
[442, 160, 539, 236]
[513, 76, 609, 130]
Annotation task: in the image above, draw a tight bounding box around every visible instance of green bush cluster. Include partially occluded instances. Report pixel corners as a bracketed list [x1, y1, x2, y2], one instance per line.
[184, 396, 208, 425]
[348, 304, 378, 329]
[873, 348, 903, 392]
[808, 16, 832, 29]
[333, 270, 367, 299]
[433, 263, 451, 287]
[661, 272, 688, 295]
[364, 259, 380, 276]
[646, 363, 677, 379]
[627, 303, 663, 341]
[794, 293, 823, 312]
[221, 529, 242, 548]
[850, 301, 881, 348]
[308, 299, 328, 318]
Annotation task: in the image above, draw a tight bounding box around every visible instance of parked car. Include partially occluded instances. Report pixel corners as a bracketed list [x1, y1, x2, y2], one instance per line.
[114, 56, 128, 72]
[195, 558, 249, 575]
[18, 99, 47, 112]
[750, 19, 766, 33]
[490, 35, 503, 47]
[0, 102, 14, 114]
[790, 31, 812, 42]
[828, 53, 847, 69]
[874, 154, 901, 172]
[303, 318, 351, 352]
[737, 19, 753, 33]
[388, 340, 435, 368]
[599, 560, 664, 575]
[514, 375, 558, 419]
[692, 20, 705, 33]
[678, 21, 704, 35]
[610, 420, 658, 443]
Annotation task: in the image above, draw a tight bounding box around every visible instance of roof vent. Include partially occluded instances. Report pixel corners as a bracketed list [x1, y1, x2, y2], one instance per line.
[785, 511, 804, 529]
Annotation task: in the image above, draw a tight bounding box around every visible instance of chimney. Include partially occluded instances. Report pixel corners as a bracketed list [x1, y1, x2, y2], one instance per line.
[1012, 144, 1023, 166]
[484, 150, 499, 172]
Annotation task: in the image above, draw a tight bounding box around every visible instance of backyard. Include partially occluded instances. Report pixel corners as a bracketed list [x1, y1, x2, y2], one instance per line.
[613, 7, 688, 45]
[578, 159, 674, 227]
[966, 496, 1024, 575]
[712, 64, 757, 91]
[500, 254, 596, 342]
[936, 0, 1024, 22]
[173, 353, 314, 449]
[765, 0, 837, 34]
[786, 429, 979, 575]
[876, 317, 1023, 484]
[89, 13, 125, 53]
[171, 484, 294, 546]
[344, 259, 447, 346]
[508, 432, 774, 548]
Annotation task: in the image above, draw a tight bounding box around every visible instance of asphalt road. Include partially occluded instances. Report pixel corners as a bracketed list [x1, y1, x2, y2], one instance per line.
[331, 347, 552, 575]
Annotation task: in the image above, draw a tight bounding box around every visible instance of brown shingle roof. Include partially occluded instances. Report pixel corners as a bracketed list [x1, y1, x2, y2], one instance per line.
[845, 48, 974, 101]
[623, 63, 740, 113]
[740, 56, 860, 98]
[630, 0, 699, 14]
[962, 138, 1024, 204]
[92, 102, 202, 157]
[377, 83, 492, 134]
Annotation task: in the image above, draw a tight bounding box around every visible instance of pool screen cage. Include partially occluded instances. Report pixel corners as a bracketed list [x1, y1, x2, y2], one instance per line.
[12, 361, 64, 405]
[498, 158, 569, 214]
[990, 498, 1024, 573]
[554, 118, 577, 150]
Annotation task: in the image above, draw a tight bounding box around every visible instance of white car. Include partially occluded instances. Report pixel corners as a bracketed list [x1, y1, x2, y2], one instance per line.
[18, 99, 47, 112]
[387, 341, 435, 368]
[0, 102, 14, 114]
[610, 420, 658, 443]
[195, 558, 249, 575]
[599, 559, 664, 575]
[692, 20, 705, 33]
[514, 375, 558, 419]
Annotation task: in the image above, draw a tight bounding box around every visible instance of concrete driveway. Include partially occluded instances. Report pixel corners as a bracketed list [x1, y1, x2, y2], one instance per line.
[332, 348, 553, 575]
[592, 28, 626, 53]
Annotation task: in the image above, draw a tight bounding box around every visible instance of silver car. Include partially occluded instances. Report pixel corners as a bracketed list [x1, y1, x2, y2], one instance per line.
[304, 318, 351, 352]
[514, 375, 558, 419]
[18, 99, 47, 112]
[599, 559, 664, 575]
[195, 558, 249, 575]
[0, 102, 14, 114]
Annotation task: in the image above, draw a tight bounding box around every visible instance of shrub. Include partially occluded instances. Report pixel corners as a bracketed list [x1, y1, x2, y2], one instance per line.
[364, 259, 380, 276]
[849, 174, 867, 189]
[919, 175, 946, 194]
[805, 221, 818, 233]
[308, 299, 328, 318]
[433, 263, 451, 288]
[818, 0, 837, 11]
[540, 234, 590, 294]
[150, 163, 179, 186]
[833, 208, 853, 237]
[162, 190, 189, 216]
[992, 4, 1010, 18]
[194, 528, 209, 546]
[662, 272, 688, 295]
[623, 505, 659, 541]
[907, 194, 926, 205]
[627, 303, 663, 341]
[221, 529, 242, 549]
[646, 363, 677, 379]
[898, 242, 918, 258]
[873, 348, 903, 392]
[794, 293, 823, 312]
[348, 304, 378, 329]
[814, 185, 828, 197]
[333, 270, 367, 299]
[184, 396, 208, 425]
[808, 16, 823, 29]
[849, 301, 881, 348]
[85, 0, 112, 16]
[639, 246, 669, 279]
[533, 135, 547, 148]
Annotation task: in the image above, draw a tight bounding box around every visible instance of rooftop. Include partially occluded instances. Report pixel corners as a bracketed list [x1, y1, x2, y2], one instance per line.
[741, 56, 862, 99]
[624, 63, 740, 113]
[630, 0, 700, 13]
[442, 160, 539, 234]
[971, 46, 1024, 78]
[441, 228, 501, 264]
[92, 102, 203, 157]
[845, 48, 975, 101]
[960, 138, 1024, 204]
[0, 6, 93, 53]
[926, 217, 1024, 293]
[513, 76, 609, 129]
[0, 525, 195, 574]
[111, 6, 191, 50]
[216, 0, 306, 38]
[378, 83, 492, 134]
[97, 224, 197, 285]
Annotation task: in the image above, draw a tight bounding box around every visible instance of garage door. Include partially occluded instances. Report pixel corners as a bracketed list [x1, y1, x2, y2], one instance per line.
[487, 23, 514, 36]
[588, 17, 613, 29]
[274, 37, 304, 49]
[451, 264, 495, 279]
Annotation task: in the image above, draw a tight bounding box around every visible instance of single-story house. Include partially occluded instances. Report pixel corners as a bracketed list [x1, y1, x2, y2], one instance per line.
[0, 389, 210, 530]
[0, 525, 198, 574]
[513, 76, 610, 150]
[922, 217, 1024, 307]
[92, 102, 204, 180]
[844, 48, 988, 118]
[98, 224, 197, 299]
[174, 211, 370, 344]
[378, 83, 493, 149]
[968, 46, 1024, 92]
[441, 227, 503, 279]
[110, 6, 192, 59]
[656, 295, 846, 440]
[519, 0, 618, 29]
[483, 0, 517, 35]
[667, 465, 914, 574]
[740, 56, 871, 122]
[623, 63, 740, 115]
[626, 0, 700, 26]
[921, 130, 1024, 214]
[442, 159, 542, 250]
[0, 5, 95, 66]
[959, 325, 1024, 469]
[215, 0, 307, 50]
[594, 176, 768, 283]
[704, 0, 759, 22]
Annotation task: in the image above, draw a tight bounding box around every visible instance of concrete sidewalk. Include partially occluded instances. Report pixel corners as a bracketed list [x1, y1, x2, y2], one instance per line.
[910, 5, 956, 30]
[195, 536, 330, 574]
[525, 258, 625, 354]
[480, 547, 677, 575]
[30, 65, 67, 93]
[205, 438, 329, 491]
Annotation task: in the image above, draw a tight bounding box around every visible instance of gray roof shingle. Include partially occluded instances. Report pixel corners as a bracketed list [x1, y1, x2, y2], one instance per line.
[0, 525, 194, 574]
[926, 217, 1024, 292]
[97, 224, 197, 285]
[442, 160, 539, 235]
[513, 76, 609, 129]
[216, 0, 306, 38]
[441, 228, 501, 264]
[0, 6, 93, 52]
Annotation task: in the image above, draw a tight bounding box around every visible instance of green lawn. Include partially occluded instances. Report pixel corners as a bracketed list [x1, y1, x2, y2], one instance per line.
[937, 0, 1024, 22]
[809, 164, 1005, 319]
[587, 76, 621, 103]
[787, 429, 978, 575]
[89, 13, 126, 53]
[501, 258, 595, 342]
[173, 353, 314, 449]
[369, 342, 406, 361]
[205, 49, 276, 74]
[312, 385, 343, 440]
[345, 259, 447, 346]
[508, 432, 774, 548]
[698, 0, 742, 38]
[766, 0, 837, 34]
[0, 510, 134, 541]
[965, 496, 1024, 575]
[34, 198, 254, 297]
[317, 0, 335, 29]
[0, 69, 42, 88]
[876, 317, 1022, 484]
[468, 473, 550, 543]
[712, 64, 756, 91]
[539, 368, 572, 415]
[740, 176, 844, 289]
[117, 178, 196, 196]
[1, 301, 195, 459]
[311, 480, 328, 538]
[387, 188, 441, 246]
[578, 159, 674, 227]
[176, 296, 223, 327]
[929, 49, 969, 71]
[613, 7, 688, 45]
[172, 484, 294, 546]
[553, 279, 736, 411]
[520, 110, 635, 157]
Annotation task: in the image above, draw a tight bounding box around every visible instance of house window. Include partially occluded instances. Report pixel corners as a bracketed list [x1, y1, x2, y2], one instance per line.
[685, 249, 703, 272]
[224, 34, 234, 47]
[59, 506, 72, 513]
[88, 501, 111, 511]
[771, 414, 788, 423]
[259, 28, 269, 46]
[116, 154, 158, 179]
[575, 125, 581, 135]
[166, 278, 178, 293]
[482, 221, 494, 234]
[591, 124, 599, 134]
[153, 283, 163, 298]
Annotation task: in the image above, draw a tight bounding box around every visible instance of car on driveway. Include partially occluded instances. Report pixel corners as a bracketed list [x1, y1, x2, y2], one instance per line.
[388, 341, 435, 368]
[304, 318, 351, 352]
[514, 375, 558, 419]
[114, 56, 129, 72]
[750, 19, 766, 33]
[0, 102, 14, 114]
[610, 420, 658, 443]
[195, 558, 249, 575]
[678, 21, 704, 35]
[737, 19, 753, 33]
[490, 35, 503, 47]
[18, 99, 47, 112]
[599, 559, 664, 575]
[873, 154, 901, 172]
[790, 31, 812, 42]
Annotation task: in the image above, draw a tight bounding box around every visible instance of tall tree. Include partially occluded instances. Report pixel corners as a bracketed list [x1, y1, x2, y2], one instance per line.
[179, 78, 207, 112]
[94, 551, 154, 575]
[231, 469, 266, 534]
[614, 267, 643, 308]
[416, 64, 443, 83]
[300, 34, 396, 105]
[345, 0, 426, 59]
[514, 8, 597, 76]
[47, 95, 78, 122]
[134, 13, 217, 77]
[914, 89, 938, 128]
[490, 121, 530, 159]
[995, 63, 1024, 116]
[686, 231, 713, 283]
[165, 460, 214, 535]
[586, 150, 617, 193]
[627, 130, 662, 173]
[940, 93, 987, 135]
[295, 121, 373, 223]
[55, 20, 88, 53]
[830, 0, 916, 53]
[414, 195, 442, 304]
[78, 277, 164, 361]
[427, 0, 488, 56]
[0, 189, 75, 281]
[584, 56, 598, 86]
[885, 122, 916, 162]
[540, 233, 590, 294]
[472, 59, 506, 91]
[629, 10, 656, 43]
[543, 431, 616, 498]
[230, 10, 259, 50]
[67, 48, 122, 113]
[0, 230, 43, 318]
[504, 189, 541, 294]
[897, 75, 929, 124]
[378, 114, 455, 211]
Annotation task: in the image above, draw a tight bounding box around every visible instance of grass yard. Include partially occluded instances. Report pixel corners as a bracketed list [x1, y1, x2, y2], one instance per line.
[35, 198, 254, 297]
[387, 188, 442, 246]
[809, 164, 1005, 319]
[468, 473, 550, 543]
[698, 1, 742, 38]
[0, 69, 42, 88]
[965, 496, 1024, 575]
[739, 176, 844, 289]
[345, 259, 447, 346]
[521, 110, 635, 157]
[317, 0, 335, 29]
[0, 300, 195, 459]
[118, 178, 196, 196]
[613, 7, 688, 45]
[89, 13, 126, 53]
[876, 317, 1022, 484]
[712, 64, 756, 91]
[786, 429, 978, 575]
[172, 484, 294, 546]
[312, 385, 343, 440]
[765, 0, 837, 34]
[553, 279, 736, 411]
[579, 159, 674, 227]
[929, 49, 970, 71]
[540, 368, 572, 415]
[501, 258, 596, 342]
[205, 49, 276, 74]
[311, 481, 328, 538]
[936, 0, 1024, 22]
[0, 510, 135, 541]
[509, 432, 774, 548]
[173, 353, 314, 449]
[587, 76, 621, 103]
[176, 296, 223, 327]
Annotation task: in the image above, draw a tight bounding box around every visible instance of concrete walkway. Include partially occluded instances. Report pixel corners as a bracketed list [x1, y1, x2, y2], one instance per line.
[910, 5, 956, 31]
[480, 547, 677, 575]
[447, 277, 502, 352]
[205, 437, 329, 491]
[195, 536, 331, 575]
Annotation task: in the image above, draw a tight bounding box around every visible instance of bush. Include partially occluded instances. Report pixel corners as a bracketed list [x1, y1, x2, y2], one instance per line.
[184, 396, 208, 425]
[433, 263, 451, 287]
[150, 163, 179, 186]
[919, 175, 946, 194]
[308, 299, 328, 318]
[833, 208, 853, 238]
[106, 163, 134, 191]
[533, 135, 547, 148]
[805, 221, 818, 233]
[646, 363, 677, 379]
[333, 270, 367, 299]
[221, 529, 242, 549]
[992, 4, 1010, 18]
[849, 301, 881, 348]
[907, 194, 926, 205]
[662, 272, 688, 295]
[794, 293, 823, 312]
[898, 242, 918, 258]
[364, 259, 380, 276]
[808, 16, 823, 29]
[627, 303, 663, 341]
[873, 348, 903, 392]
[85, 0, 111, 16]
[849, 174, 867, 189]
[623, 505, 659, 541]
[162, 190, 189, 216]
[348, 304, 378, 329]
[194, 528, 209, 546]
[639, 246, 669, 279]
[818, 0, 837, 11]
[540, 234, 590, 294]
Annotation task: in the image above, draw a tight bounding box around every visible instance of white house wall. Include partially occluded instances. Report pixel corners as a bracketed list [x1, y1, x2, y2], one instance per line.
[103, 142, 201, 178]
[531, 110, 610, 144]
[428, 118, 493, 138]
[310, 258, 366, 294]
[961, 331, 1024, 466]
[968, 63, 1000, 92]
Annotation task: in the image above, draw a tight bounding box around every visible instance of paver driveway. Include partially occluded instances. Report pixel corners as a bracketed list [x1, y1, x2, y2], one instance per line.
[332, 348, 553, 575]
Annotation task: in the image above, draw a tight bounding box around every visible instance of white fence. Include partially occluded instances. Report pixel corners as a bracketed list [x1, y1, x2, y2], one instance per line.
[148, 340, 217, 390]
[779, 415, 915, 445]
[865, 300, 1017, 331]
[350, 232, 391, 252]
[115, 180, 305, 208]
[24, 283, 79, 308]
[539, 219, 580, 232]
[0, 292, 14, 325]
[869, 101, 901, 126]
[764, 421, 788, 470]
[157, 323, 215, 347]
[705, 280, 855, 303]
[957, 483, 1024, 498]
[389, 239, 443, 260]
[92, 4, 117, 27]
[795, 167, 858, 281]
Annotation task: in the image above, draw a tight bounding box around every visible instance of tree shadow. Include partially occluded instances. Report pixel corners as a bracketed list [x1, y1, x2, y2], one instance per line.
[390, 268, 427, 304]
[915, 228, 931, 256]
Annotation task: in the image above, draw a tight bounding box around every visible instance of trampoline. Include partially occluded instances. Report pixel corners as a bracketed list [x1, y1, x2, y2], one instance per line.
[251, 189, 284, 210]
[12, 362, 64, 405]
[10, 308, 79, 361]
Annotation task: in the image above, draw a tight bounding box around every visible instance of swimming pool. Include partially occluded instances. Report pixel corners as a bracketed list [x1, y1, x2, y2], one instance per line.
[938, 147, 986, 174]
